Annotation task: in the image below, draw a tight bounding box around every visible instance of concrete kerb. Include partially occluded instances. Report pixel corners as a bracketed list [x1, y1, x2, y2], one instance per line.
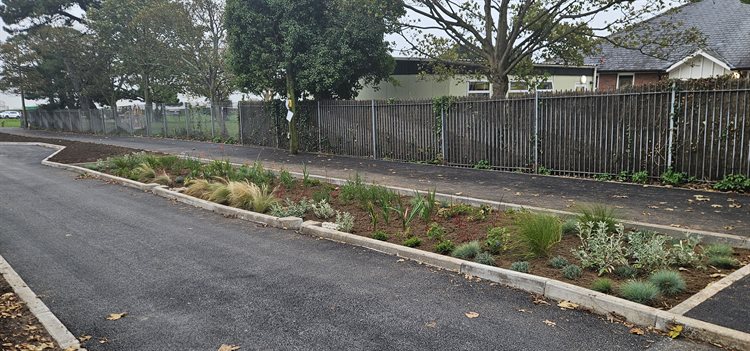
[0, 252, 84, 351]
[669, 262, 750, 316]
[299, 220, 750, 350]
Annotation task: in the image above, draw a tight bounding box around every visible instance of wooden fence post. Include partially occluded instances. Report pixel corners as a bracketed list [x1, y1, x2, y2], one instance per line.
[317, 100, 322, 152]
[371, 100, 377, 159]
[238, 102, 244, 145]
[667, 82, 677, 170]
[534, 90, 539, 173]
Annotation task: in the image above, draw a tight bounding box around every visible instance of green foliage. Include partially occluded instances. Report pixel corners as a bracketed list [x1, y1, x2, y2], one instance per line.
[537, 166, 552, 175]
[594, 173, 613, 181]
[335, 211, 355, 233]
[620, 281, 660, 304]
[234, 162, 275, 186]
[510, 261, 530, 273]
[547, 256, 569, 269]
[279, 169, 295, 189]
[302, 164, 320, 187]
[312, 187, 332, 203]
[340, 174, 397, 208]
[713, 174, 750, 192]
[365, 202, 378, 230]
[434, 240, 455, 255]
[627, 231, 670, 272]
[707, 256, 740, 269]
[207, 182, 231, 204]
[437, 203, 473, 219]
[371, 231, 389, 241]
[227, 181, 278, 213]
[562, 264, 583, 280]
[576, 204, 618, 232]
[403, 237, 422, 248]
[669, 236, 702, 267]
[311, 199, 335, 220]
[451, 241, 482, 259]
[485, 227, 510, 254]
[474, 252, 496, 266]
[132, 162, 156, 182]
[270, 198, 312, 218]
[516, 213, 561, 258]
[660, 169, 689, 186]
[648, 270, 686, 296]
[614, 265, 638, 279]
[412, 189, 437, 220]
[561, 219, 578, 236]
[591, 278, 615, 294]
[616, 171, 630, 182]
[704, 244, 734, 258]
[473, 160, 491, 169]
[573, 222, 628, 275]
[426, 223, 446, 241]
[390, 198, 424, 234]
[631, 171, 649, 184]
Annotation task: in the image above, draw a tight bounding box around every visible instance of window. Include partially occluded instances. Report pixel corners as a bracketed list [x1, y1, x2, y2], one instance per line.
[468, 81, 491, 97]
[508, 80, 553, 93]
[617, 74, 634, 89]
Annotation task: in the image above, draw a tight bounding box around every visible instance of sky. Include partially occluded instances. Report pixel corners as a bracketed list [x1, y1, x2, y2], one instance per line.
[0, 0, 682, 110]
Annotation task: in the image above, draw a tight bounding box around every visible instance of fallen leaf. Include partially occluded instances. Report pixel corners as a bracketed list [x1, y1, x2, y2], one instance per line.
[557, 301, 579, 310]
[729, 203, 742, 208]
[517, 309, 531, 314]
[425, 321, 437, 328]
[64, 346, 80, 351]
[106, 312, 127, 321]
[629, 327, 645, 335]
[648, 205, 659, 209]
[709, 273, 727, 278]
[396, 259, 405, 263]
[99, 337, 109, 344]
[724, 225, 736, 231]
[464, 312, 480, 319]
[667, 325, 683, 339]
[543, 320, 557, 327]
[612, 195, 628, 198]
[78, 335, 92, 342]
[711, 204, 723, 208]
[218, 344, 240, 351]
[678, 267, 690, 272]
[693, 195, 710, 202]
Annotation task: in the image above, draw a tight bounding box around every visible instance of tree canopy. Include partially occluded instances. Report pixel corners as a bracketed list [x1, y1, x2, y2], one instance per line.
[0, 0, 98, 32]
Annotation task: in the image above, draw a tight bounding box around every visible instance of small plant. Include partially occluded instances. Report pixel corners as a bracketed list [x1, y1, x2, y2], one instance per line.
[614, 265, 638, 279]
[451, 241, 482, 259]
[707, 256, 740, 268]
[371, 231, 389, 241]
[510, 261, 530, 273]
[335, 211, 355, 233]
[365, 202, 378, 230]
[620, 281, 660, 304]
[516, 213, 561, 258]
[547, 256, 569, 269]
[184, 179, 211, 198]
[437, 204, 473, 219]
[207, 182, 231, 204]
[573, 222, 628, 275]
[435, 240, 455, 255]
[279, 169, 295, 189]
[403, 237, 422, 248]
[631, 171, 649, 184]
[301, 163, 320, 187]
[270, 198, 311, 218]
[713, 174, 750, 192]
[649, 270, 686, 296]
[412, 189, 437, 220]
[312, 188, 332, 203]
[562, 264, 583, 280]
[660, 168, 688, 186]
[485, 227, 510, 254]
[311, 199, 335, 219]
[627, 231, 670, 272]
[594, 173, 613, 181]
[537, 166, 552, 175]
[473, 160, 491, 169]
[227, 181, 279, 213]
[616, 171, 630, 182]
[153, 171, 172, 186]
[576, 204, 618, 232]
[591, 278, 615, 294]
[132, 162, 156, 182]
[426, 222, 446, 241]
[669, 236, 702, 267]
[703, 243, 734, 258]
[474, 252, 495, 266]
[390, 198, 424, 235]
[561, 219, 578, 236]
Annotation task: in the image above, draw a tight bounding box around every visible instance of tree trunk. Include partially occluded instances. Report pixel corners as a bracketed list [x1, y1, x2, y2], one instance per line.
[212, 97, 228, 138]
[286, 73, 299, 154]
[491, 74, 510, 98]
[20, 89, 27, 129]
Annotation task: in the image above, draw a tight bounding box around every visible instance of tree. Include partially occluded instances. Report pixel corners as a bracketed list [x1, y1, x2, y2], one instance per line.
[181, 0, 234, 137]
[400, 0, 698, 97]
[0, 0, 98, 32]
[225, 0, 403, 154]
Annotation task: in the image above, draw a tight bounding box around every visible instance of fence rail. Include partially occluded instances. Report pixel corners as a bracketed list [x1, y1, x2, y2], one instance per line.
[24, 81, 750, 181]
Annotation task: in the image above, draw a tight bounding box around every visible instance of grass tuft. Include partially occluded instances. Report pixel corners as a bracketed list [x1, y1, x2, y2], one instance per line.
[576, 204, 618, 232]
[591, 278, 615, 293]
[474, 252, 495, 266]
[562, 264, 582, 280]
[516, 213, 561, 257]
[648, 270, 686, 296]
[510, 261, 530, 273]
[451, 241, 482, 259]
[619, 281, 660, 304]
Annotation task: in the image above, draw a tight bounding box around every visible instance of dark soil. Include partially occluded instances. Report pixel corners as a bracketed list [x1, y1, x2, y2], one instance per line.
[0, 276, 61, 350]
[0, 132, 141, 164]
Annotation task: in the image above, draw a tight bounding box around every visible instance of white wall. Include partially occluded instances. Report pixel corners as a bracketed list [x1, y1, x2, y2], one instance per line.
[668, 55, 732, 80]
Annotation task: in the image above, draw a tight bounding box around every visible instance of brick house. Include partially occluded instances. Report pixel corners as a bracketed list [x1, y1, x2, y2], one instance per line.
[586, 0, 750, 90]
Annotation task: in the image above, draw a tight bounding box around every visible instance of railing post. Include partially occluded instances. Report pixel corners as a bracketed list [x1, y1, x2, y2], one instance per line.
[371, 99, 377, 159]
[667, 82, 677, 170]
[238, 102, 244, 145]
[210, 105, 216, 139]
[185, 103, 190, 138]
[317, 100, 322, 152]
[440, 104, 446, 163]
[163, 104, 168, 138]
[534, 89, 540, 173]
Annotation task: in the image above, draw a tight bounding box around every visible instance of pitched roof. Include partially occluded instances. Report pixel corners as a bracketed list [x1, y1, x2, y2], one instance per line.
[585, 0, 750, 72]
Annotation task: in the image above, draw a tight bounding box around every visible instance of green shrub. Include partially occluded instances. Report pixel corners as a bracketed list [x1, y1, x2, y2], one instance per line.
[339, 174, 397, 207]
[620, 281, 660, 304]
[591, 278, 615, 293]
[573, 222, 628, 275]
[669, 236, 702, 267]
[703, 244, 734, 258]
[434, 240, 455, 255]
[437, 204, 474, 219]
[403, 237, 422, 248]
[311, 199, 335, 219]
[616, 171, 630, 182]
[412, 189, 437, 220]
[631, 171, 649, 184]
[562, 264, 583, 280]
[627, 231, 670, 272]
[561, 219, 578, 236]
[473, 160, 491, 169]
[132, 162, 156, 182]
[426, 222, 446, 241]
[510, 261, 530, 273]
[485, 227, 510, 254]
[576, 204, 618, 232]
[335, 211, 355, 233]
[649, 270, 686, 296]
[451, 241, 482, 259]
[474, 252, 495, 266]
[312, 188, 332, 203]
[270, 198, 312, 218]
[614, 265, 638, 279]
[547, 256, 569, 269]
[713, 174, 750, 192]
[516, 213, 561, 257]
[707, 256, 740, 268]
[371, 231, 389, 241]
[660, 169, 689, 186]
[279, 170, 295, 189]
[594, 173, 613, 181]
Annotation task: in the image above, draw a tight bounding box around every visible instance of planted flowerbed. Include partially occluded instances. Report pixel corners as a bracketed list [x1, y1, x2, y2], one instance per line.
[86, 153, 750, 309]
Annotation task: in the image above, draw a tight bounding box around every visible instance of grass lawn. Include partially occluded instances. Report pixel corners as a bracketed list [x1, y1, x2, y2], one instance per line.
[0, 119, 21, 128]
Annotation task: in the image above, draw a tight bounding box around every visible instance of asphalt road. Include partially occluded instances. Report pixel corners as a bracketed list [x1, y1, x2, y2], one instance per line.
[2, 128, 748, 236]
[0, 145, 715, 350]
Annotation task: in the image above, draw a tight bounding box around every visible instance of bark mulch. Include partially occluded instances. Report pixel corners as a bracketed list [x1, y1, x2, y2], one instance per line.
[0, 132, 142, 164]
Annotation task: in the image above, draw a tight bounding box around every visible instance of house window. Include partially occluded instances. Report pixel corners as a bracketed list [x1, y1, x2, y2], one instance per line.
[617, 74, 634, 89]
[508, 80, 553, 93]
[468, 81, 491, 97]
